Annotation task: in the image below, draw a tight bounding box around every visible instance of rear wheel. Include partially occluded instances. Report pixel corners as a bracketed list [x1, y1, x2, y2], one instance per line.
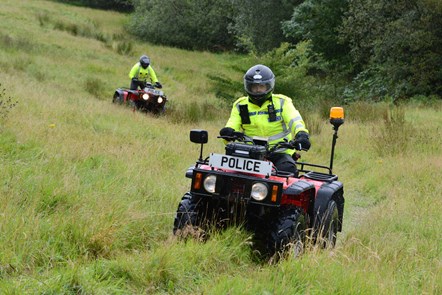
[316, 200, 339, 248]
[268, 207, 306, 257]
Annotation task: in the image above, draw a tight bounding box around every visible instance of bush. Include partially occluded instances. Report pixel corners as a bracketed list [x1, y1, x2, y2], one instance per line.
[114, 40, 133, 56]
[85, 78, 106, 99]
[128, 0, 235, 51]
[168, 101, 225, 124]
[346, 101, 390, 123]
[373, 106, 414, 156]
[0, 84, 18, 121]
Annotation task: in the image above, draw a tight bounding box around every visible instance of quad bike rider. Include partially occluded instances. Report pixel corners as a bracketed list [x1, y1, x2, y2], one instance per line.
[220, 64, 310, 178]
[112, 55, 167, 114]
[173, 65, 345, 256]
[129, 55, 162, 91]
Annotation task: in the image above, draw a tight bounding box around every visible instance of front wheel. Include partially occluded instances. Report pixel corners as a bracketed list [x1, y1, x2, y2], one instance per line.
[173, 193, 205, 238]
[112, 92, 123, 104]
[268, 207, 306, 257]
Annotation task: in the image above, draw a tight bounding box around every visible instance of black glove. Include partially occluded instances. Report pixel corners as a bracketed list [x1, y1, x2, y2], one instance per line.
[154, 81, 162, 89]
[294, 131, 311, 151]
[219, 127, 235, 137]
[131, 78, 138, 82]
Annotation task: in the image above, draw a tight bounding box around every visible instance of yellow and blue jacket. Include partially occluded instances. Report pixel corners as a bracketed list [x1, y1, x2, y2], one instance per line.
[128, 62, 159, 84]
[225, 94, 309, 155]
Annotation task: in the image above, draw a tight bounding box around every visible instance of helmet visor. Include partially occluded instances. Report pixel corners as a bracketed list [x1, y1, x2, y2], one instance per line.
[245, 80, 275, 97]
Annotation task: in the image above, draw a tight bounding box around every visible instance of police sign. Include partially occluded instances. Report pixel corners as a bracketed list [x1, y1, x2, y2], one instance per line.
[209, 153, 272, 176]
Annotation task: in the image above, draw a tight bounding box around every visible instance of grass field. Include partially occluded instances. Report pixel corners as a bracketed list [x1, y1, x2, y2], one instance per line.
[0, 0, 441, 293]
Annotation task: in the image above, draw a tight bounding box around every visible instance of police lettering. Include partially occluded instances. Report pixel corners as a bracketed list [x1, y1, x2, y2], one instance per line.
[220, 156, 261, 172]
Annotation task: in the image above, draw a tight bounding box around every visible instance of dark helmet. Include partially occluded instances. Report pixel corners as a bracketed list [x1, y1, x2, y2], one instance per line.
[139, 55, 150, 69]
[244, 64, 275, 105]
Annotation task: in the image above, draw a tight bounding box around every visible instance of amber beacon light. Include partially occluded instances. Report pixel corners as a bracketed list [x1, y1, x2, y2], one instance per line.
[328, 107, 345, 173]
[330, 107, 344, 129]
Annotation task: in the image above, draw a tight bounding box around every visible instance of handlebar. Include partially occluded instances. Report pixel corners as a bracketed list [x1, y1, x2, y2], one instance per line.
[218, 132, 307, 152]
[132, 79, 161, 90]
[217, 132, 253, 143]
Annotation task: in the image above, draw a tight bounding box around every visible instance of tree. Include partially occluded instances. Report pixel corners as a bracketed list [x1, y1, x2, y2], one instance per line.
[229, 0, 300, 54]
[52, 0, 133, 11]
[341, 0, 442, 99]
[129, 0, 235, 51]
[282, 0, 350, 62]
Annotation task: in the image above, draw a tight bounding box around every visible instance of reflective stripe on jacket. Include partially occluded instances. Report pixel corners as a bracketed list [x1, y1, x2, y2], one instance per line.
[225, 94, 308, 155]
[128, 63, 159, 83]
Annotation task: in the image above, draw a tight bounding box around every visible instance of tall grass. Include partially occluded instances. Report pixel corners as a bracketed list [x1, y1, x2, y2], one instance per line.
[0, 0, 441, 294]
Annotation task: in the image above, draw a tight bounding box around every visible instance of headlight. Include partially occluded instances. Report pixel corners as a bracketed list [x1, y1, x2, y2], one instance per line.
[203, 175, 217, 193]
[157, 97, 163, 103]
[142, 94, 149, 100]
[251, 182, 268, 201]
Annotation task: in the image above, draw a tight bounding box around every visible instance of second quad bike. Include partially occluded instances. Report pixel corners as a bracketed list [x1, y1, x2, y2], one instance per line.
[173, 107, 346, 256]
[112, 82, 168, 115]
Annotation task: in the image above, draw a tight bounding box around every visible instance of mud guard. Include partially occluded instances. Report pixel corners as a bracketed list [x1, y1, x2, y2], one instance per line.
[114, 89, 126, 101]
[283, 180, 316, 216]
[314, 181, 344, 231]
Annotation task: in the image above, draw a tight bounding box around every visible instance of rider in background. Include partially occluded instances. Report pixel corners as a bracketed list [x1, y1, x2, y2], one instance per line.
[129, 55, 162, 90]
[219, 64, 310, 176]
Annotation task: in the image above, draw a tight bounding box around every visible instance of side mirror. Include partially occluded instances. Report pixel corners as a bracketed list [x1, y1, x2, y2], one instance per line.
[330, 107, 344, 129]
[190, 129, 208, 144]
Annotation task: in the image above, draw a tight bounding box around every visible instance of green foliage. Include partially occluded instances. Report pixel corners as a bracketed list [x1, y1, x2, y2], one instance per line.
[341, 0, 442, 99]
[282, 0, 350, 61]
[128, 0, 298, 54]
[129, 0, 235, 51]
[229, 0, 300, 54]
[49, 0, 133, 11]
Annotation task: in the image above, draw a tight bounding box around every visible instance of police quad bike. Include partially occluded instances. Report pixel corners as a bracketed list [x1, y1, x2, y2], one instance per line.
[112, 81, 168, 115]
[173, 107, 345, 256]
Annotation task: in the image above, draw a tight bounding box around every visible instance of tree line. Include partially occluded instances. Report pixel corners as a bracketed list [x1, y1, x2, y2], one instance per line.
[53, 0, 442, 102]
[51, 0, 133, 11]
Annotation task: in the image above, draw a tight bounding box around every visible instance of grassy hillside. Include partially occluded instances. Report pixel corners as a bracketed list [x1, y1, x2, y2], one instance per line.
[0, 0, 441, 294]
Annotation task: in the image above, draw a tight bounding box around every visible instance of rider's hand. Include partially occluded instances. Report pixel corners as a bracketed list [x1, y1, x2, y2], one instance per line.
[294, 131, 311, 151]
[219, 127, 235, 139]
[155, 82, 162, 89]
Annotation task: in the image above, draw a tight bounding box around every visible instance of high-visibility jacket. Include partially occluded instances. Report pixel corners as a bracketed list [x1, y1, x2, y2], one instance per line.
[225, 94, 309, 155]
[128, 62, 159, 84]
